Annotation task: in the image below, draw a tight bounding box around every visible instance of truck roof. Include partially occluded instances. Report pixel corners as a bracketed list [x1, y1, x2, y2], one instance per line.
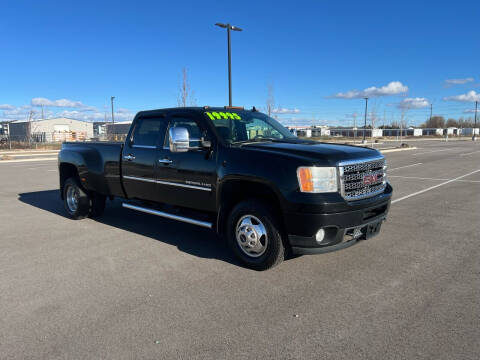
[136, 106, 254, 118]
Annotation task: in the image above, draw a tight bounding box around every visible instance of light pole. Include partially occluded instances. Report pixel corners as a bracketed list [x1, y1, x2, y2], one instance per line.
[215, 22, 242, 106]
[363, 97, 368, 143]
[474, 100, 478, 141]
[111, 96, 115, 124]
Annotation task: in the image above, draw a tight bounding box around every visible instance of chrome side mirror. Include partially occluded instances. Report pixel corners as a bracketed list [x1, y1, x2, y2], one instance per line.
[201, 137, 212, 148]
[169, 127, 189, 152]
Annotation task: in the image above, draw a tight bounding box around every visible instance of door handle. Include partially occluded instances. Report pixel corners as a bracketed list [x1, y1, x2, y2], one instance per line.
[124, 154, 135, 161]
[158, 158, 173, 164]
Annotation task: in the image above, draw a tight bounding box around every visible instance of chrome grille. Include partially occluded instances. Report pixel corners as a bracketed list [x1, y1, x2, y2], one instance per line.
[339, 158, 387, 201]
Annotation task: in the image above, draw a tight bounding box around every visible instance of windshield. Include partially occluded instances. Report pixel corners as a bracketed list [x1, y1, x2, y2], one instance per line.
[204, 110, 296, 144]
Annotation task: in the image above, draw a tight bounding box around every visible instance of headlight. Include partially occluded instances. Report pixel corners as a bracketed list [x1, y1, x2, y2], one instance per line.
[297, 167, 338, 193]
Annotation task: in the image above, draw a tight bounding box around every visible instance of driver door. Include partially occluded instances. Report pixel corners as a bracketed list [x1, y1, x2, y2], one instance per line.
[155, 114, 217, 212]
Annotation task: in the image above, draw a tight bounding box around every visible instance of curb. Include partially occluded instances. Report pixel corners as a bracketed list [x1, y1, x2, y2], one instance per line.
[0, 150, 60, 154]
[0, 157, 57, 164]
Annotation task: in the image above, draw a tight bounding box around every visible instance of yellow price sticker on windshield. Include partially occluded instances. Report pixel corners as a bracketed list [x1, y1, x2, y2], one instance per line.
[205, 111, 241, 120]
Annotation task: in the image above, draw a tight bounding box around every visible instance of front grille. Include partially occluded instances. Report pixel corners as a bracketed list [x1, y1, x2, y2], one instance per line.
[339, 158, 387, 201]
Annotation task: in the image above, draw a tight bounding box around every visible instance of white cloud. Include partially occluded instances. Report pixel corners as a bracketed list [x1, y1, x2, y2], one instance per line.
[332, 81, 408, 99]
[272, 107, 301, 114]
[443, 90, 480, 102]
[444, 77, 474, 87]
[58, 109, 134, 122]
[1, 97, 134, 123]
[31, 97, 96, 110]
[398, 97, 430, 109]
[463, 108, 479, 114]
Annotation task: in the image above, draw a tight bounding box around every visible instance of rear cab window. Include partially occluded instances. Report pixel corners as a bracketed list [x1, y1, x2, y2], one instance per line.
[130, 117, 168, 148]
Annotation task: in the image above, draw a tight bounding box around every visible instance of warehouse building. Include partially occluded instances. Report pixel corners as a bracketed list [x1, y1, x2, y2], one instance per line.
[106, 121, 132, 135]
[9, 117, 94, 142]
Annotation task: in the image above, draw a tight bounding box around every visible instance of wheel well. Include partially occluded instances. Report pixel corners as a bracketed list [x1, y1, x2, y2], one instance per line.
[59, 163, 79, 199]
[217, 180, 283, 235]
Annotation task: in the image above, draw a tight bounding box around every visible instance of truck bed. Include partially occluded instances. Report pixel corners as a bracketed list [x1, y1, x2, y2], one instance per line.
[60, 141, 125, 197]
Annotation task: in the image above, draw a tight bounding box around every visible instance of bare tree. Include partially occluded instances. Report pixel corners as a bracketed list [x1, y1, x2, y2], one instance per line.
[369, 99, 381, 129]
[27, 110, 35, 145]
[266, 84, 275, 117]
[446, 118, 458, 127]
[423, 116, 445, 128]
[399, 105, 410, 142]
[177, 67, 196, 107]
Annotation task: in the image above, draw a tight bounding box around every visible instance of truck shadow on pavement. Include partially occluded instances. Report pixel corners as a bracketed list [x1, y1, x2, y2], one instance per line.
[18, 190, 241, 267]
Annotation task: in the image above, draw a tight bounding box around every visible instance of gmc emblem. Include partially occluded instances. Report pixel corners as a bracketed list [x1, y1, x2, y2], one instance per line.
[363, 174, 378, 185]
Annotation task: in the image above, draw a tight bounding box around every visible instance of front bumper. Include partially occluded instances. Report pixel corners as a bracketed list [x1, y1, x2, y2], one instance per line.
[285, 193, 391, 255]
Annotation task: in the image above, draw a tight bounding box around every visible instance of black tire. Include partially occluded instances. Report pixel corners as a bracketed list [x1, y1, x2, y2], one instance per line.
[89, 193, 106, 218]
[63, 177, 90, 220]
[227, 199, 285, 271]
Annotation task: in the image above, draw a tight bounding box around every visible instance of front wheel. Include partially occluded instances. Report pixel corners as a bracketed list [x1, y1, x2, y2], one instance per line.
[227, 199, 285, 270]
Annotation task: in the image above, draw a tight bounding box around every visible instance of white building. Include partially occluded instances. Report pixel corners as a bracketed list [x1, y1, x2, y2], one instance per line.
[9, 118, 94, 142]
[371, 129, 383, 137]
[462, 128, 480, 136]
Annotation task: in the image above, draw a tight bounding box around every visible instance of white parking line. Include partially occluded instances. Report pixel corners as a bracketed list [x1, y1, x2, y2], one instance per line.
[11, 163, 56, 168]
[392, 169, 480, 204]
[459, 150, 480, 156]
[412, 148, 456, 156]
[389, 175, 480, 183]
[389, 163, 422, 171]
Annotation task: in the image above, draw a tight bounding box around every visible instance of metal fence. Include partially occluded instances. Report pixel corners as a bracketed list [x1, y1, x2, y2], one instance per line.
[302, 127, 480, 139]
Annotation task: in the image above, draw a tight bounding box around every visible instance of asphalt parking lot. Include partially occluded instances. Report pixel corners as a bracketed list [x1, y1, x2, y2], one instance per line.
[1, 140, 479, 359]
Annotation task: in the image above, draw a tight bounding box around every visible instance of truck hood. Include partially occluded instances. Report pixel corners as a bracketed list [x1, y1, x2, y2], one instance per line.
[241, 140, 382, 166]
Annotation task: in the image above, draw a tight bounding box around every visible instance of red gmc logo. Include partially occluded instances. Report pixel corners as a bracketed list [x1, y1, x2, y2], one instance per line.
[363, 174, 378, 185]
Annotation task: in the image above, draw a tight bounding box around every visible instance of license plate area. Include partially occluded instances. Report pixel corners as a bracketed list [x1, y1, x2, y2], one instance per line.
[344, 219, 384, 242]
[365, 220, 382, 239]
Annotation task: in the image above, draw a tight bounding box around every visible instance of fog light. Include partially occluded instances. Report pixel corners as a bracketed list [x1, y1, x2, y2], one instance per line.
[315, 229, 325, 244]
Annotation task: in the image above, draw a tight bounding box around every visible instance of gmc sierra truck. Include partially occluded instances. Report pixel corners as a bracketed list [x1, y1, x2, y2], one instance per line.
[58, 107, 391, 270]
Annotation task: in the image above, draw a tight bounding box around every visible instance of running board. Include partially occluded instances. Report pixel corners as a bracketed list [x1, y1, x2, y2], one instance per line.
[122, 203, 213, 229]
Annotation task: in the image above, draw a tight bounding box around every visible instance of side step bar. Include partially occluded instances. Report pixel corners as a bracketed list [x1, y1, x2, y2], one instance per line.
[122, 203, 213, 229]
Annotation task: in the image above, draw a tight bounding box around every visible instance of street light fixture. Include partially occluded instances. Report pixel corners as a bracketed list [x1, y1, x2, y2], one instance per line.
[215, 22, 243, 106]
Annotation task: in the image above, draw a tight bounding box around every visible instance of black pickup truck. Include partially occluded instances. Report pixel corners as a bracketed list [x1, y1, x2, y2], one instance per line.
[58, 107, 391, 270]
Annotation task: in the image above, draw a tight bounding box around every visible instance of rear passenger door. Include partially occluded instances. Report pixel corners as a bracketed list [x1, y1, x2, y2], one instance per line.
[122, 116, 168, 201]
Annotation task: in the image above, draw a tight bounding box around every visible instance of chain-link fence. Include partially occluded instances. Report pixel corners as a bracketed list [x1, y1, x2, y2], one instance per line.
[0, 135, 63, 150]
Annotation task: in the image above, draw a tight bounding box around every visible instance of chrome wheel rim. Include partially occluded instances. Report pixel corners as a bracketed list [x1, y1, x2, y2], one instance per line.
[235, 215, 268, 258]
[66, 185, 79, 213]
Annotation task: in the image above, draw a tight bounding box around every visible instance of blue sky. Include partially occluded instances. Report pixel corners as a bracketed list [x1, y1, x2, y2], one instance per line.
[1, 0, 479, 126]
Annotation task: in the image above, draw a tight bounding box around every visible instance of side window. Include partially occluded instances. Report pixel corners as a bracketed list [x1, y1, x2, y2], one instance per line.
[131, 117, 167, 147]
[165, 117, 205, 148]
